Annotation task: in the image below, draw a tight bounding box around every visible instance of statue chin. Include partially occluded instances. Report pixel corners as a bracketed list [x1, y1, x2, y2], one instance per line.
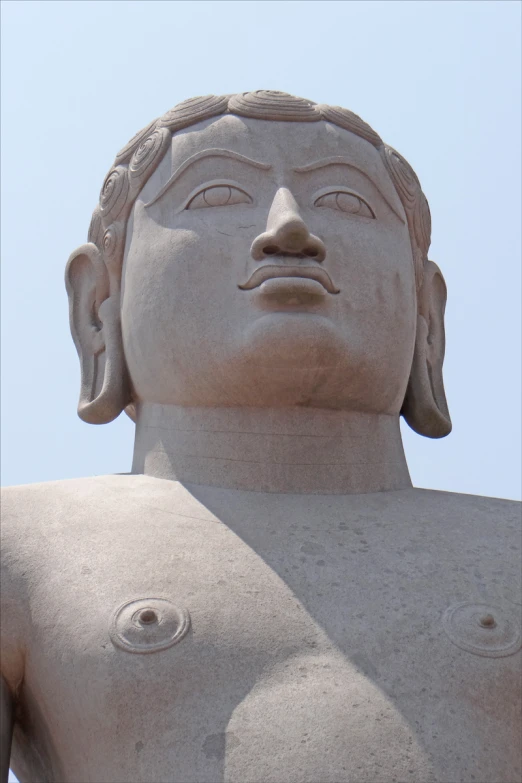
[241, 312, 347, 371]
[231, 313, 350, 407]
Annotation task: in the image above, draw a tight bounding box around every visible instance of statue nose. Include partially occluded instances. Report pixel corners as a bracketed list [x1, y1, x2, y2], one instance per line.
[251, 187, 326, 262]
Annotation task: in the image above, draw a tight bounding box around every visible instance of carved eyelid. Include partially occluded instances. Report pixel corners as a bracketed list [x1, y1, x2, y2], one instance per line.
[176, 180, 253, 213]
[312, 186, 375, 216]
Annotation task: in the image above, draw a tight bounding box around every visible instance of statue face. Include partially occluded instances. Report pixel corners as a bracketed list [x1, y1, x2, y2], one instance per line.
[121, 115, 417, 412]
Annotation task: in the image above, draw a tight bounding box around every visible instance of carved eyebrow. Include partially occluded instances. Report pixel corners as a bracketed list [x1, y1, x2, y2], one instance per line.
[293, 157, 405, 223]
[145, 148, 272, 207]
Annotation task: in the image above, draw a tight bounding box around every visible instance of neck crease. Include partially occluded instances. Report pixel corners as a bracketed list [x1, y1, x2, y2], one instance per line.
[132, 404, 411, 495]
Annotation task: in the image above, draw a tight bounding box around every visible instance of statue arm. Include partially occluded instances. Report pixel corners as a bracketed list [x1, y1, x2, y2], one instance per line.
[1, 487, 28, 783]
[0, 677, 14, 783]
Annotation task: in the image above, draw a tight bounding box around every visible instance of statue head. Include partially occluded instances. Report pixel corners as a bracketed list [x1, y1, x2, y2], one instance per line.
[66, 91, 451, 438]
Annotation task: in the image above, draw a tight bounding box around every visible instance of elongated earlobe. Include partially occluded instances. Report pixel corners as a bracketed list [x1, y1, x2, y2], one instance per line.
[65, 243, 131, 424]
[402, 260, 452, 438]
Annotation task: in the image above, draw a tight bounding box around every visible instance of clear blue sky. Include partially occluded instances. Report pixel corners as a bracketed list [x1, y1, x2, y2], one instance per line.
[1, 0, 520, 507]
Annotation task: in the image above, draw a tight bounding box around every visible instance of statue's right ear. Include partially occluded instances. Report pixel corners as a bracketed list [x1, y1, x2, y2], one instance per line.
[65, 243, 131, 424]
[402, 259, 452, 438]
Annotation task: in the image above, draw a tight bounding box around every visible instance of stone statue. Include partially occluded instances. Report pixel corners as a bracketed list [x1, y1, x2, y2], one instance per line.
[1, 91, 520, 783]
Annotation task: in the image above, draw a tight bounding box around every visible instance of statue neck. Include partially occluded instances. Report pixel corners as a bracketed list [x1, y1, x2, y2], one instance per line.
[132, 404, 411, 494]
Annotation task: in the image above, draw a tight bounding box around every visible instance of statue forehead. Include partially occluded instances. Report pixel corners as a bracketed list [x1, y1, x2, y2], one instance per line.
[168, 114, 379, 157]
[158, 115, 401, 208]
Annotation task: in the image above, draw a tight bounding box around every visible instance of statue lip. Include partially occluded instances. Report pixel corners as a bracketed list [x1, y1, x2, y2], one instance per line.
[238, 263, 340, 294]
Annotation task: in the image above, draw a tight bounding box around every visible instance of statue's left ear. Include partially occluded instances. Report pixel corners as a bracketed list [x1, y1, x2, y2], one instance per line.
[402, 259, 452, 438]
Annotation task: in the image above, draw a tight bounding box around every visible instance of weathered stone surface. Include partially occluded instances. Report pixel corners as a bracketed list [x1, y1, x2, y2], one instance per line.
[1, 92, 520, 783]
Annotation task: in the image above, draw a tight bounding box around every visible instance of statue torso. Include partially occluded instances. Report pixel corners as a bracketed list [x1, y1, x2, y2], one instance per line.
[2, 475, 521, 783]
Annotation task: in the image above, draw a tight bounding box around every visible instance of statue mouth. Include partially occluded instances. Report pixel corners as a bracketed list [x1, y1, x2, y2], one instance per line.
[238, 263, 340, 294]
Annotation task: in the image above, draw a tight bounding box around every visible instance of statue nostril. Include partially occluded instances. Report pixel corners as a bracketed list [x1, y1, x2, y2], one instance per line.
[304, 248, 318, 258]
[263, 246, 279, 256]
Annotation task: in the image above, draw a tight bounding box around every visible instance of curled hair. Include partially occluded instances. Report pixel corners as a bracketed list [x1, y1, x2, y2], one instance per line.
[89, 91, 431, 291]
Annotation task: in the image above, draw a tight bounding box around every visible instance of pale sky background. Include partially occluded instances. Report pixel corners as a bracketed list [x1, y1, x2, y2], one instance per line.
[1, 0, 521, 775]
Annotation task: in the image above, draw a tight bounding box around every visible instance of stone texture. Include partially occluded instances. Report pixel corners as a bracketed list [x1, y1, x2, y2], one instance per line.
[2, 477, 521, 783]
[1, 92, 520, 783]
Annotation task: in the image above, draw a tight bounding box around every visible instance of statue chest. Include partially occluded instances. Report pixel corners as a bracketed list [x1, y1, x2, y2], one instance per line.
[13, 495, 522, 783]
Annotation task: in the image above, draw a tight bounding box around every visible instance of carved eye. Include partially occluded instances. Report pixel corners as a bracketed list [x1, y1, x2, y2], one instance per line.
[186, 185, 252, 210]
[314, 191, 375, 218]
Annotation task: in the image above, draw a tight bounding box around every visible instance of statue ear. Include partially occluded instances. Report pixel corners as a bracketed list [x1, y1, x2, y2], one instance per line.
[402, 259, 452, 438]
[65, 243, 131, 424]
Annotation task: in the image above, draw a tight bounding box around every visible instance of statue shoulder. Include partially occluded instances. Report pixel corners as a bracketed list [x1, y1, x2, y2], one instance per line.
[413, 486, 520, 523]
[1, 471, 191, 523]
[1, 473, 148, 526]
[406, 486, 521, 569]
[0, 474, 148, 692]
[0, 472, 191, 560]
[408, 486, 520, 527]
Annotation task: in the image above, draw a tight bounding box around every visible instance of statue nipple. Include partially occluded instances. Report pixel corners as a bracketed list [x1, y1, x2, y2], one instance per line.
[478, 613, 496, 629]
[109, 597, 191, 654]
